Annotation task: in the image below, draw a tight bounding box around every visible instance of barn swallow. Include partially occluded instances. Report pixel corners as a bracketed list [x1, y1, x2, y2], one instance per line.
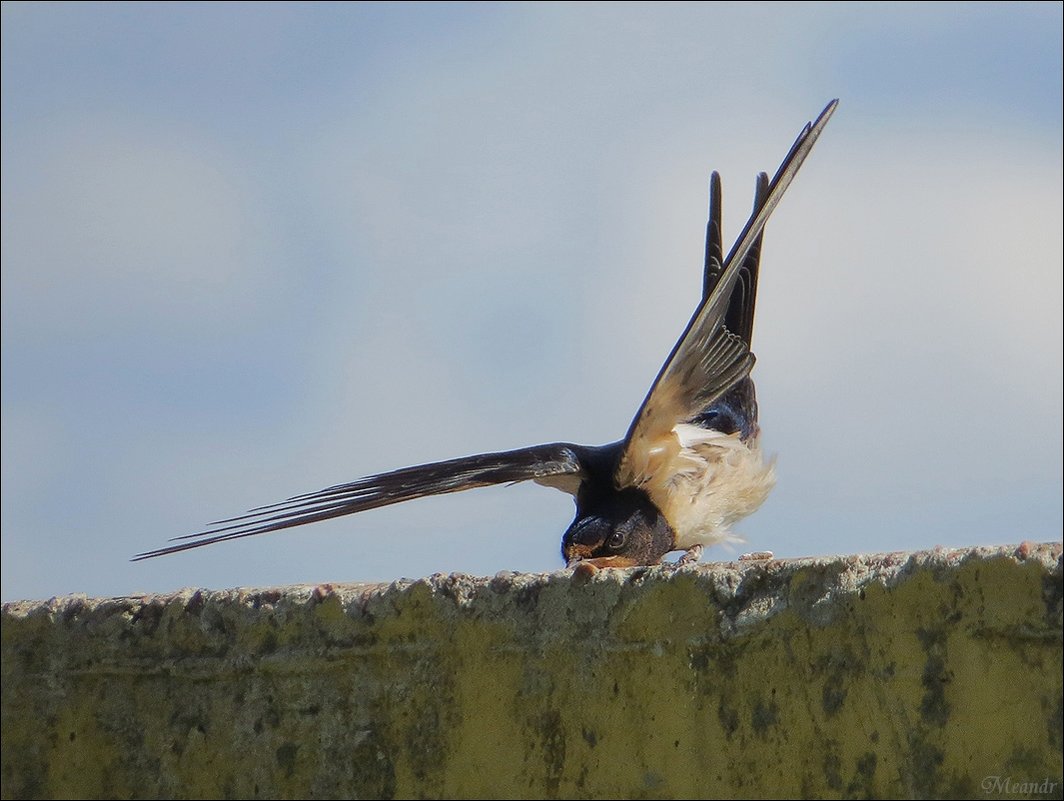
[135, 100, 838, 568]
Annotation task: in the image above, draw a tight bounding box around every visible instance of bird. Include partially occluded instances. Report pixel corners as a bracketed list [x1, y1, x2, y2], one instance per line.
[134, 100, 838, 569]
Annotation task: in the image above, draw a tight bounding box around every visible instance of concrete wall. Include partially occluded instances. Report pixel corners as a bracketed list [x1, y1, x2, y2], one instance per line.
[2, 543, 1061, 799]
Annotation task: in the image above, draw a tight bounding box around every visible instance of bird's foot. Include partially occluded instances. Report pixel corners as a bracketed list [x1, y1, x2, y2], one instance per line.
[676, 545, 704, 566]
[739, 550, 774, 561]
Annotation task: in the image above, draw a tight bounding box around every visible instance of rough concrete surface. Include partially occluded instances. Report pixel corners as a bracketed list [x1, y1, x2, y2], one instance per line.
[2, 543, 1062, 800]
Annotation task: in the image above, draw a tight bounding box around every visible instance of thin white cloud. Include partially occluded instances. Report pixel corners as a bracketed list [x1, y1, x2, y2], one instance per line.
[2, 114, 283, 342]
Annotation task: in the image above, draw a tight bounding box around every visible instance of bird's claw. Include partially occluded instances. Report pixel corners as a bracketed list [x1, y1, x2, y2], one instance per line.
[677, 545, 704, 566]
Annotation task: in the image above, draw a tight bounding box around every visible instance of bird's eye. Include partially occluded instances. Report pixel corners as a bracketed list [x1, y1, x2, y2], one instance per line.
[606, 530, 626, 551]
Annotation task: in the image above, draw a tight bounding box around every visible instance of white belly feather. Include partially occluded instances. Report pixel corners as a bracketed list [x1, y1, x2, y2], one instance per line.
[645, 422, 776, 550]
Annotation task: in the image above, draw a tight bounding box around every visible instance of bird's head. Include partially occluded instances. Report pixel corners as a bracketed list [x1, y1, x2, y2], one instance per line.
[561, 488, 674, 569]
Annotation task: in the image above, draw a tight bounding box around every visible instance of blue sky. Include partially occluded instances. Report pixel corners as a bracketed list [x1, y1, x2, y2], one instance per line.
[2, 2, 1061, 601]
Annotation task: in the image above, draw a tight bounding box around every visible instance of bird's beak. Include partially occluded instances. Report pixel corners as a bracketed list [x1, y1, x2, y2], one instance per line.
[567, 555, 642, 570]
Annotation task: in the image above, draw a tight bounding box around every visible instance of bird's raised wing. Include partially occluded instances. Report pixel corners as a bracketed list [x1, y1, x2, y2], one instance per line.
[133, 443, 591, 559]
[617, 100, 837, 488]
